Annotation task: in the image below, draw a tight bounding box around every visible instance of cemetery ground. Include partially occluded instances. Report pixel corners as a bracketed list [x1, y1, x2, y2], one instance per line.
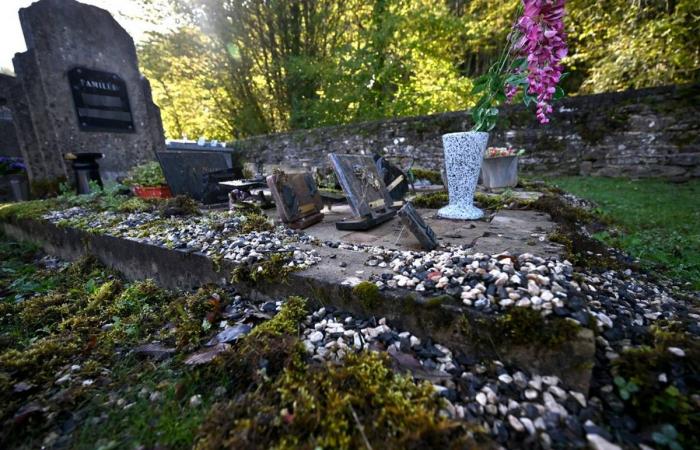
[0, 178, 698, 450]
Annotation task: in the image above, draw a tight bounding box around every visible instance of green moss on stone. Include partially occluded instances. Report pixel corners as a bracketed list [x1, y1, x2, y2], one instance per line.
[196, 351, 494, 450]
[352, 281, 381, 311]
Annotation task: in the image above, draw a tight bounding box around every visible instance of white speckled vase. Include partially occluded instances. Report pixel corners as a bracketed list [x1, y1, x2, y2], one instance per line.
[438, 131, 489, 220]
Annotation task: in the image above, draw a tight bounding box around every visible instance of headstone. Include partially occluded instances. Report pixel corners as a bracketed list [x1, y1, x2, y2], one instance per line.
[373, 154, 409, 201]
[397, 202, 439, 250]
[2, 0, 166, 184]
[157, 149, 244, 203]
[328, 153, 396, 230]
[267, 171, 324, 229]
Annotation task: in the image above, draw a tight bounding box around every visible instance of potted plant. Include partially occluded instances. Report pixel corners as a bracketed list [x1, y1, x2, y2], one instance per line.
[127, 161, 172, 199]
[439, 0, 567, 220]
[0, 156, 29, 201]
[480, 146, 525, 189]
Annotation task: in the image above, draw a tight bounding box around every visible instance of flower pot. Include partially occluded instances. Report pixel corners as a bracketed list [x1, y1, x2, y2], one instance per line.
[9, 175, 30, 202]
[133, 185, 172, 199]
[481, 155, 518, 189]
[438, 131, 489, 220]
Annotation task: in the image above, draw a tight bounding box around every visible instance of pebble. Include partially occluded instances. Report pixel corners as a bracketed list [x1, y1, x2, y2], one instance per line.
[667, 347, 685, 357]
[586, 433, 622, 450]
[309, 331, 324, 343]
[189, 394, 202, 407]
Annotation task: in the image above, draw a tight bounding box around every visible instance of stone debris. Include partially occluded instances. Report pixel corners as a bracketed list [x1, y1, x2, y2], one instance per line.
[298, 305, 605, 448]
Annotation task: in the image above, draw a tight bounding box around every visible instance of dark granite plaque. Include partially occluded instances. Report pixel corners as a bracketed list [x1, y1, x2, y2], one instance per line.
[157, 149, 243, 203]
[398, 202, 438, 250]
[68, 67, 134, 132]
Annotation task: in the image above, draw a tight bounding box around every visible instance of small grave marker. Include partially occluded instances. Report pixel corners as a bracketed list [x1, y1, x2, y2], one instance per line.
[267, 171, 324, 229]
[398, 202, 439, 250]
[329, 153, 396, 230]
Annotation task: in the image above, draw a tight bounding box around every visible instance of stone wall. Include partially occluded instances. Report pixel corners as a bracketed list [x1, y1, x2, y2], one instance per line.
[232, 84, 700, 179]
[0, 106, 20, 158]
[2, 0, 165, 183]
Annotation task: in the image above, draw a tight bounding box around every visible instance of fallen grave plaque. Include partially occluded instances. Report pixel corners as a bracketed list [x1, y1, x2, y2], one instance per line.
[329, 153, 396, 230]
[398, 202, 439, 250]
[68, 67, 134, 132]
[267, 171, 324, 229]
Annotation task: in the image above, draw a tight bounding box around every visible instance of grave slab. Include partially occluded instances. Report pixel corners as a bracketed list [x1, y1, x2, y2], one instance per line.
[0, 215, 594, 392]
[273, 203, 564, 258]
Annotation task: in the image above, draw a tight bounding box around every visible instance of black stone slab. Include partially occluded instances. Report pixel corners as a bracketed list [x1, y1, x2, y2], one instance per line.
[157, 149, 243, 202]
[398, 202, 438, 250]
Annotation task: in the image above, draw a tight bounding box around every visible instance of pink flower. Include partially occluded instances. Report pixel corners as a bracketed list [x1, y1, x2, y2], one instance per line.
[512, 0, 568, 124]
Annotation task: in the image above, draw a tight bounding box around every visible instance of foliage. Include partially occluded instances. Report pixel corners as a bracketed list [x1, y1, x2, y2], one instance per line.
[135, 0, 698, 139]
[653, 424, 683, 450]
[566, 0, 700, 93]
[410, 167, 443, 185]
[196, 351, 490, 450]
[614, 376, 639, 400]
[126, 161, 167, 187]
[550, 177, 700, 289]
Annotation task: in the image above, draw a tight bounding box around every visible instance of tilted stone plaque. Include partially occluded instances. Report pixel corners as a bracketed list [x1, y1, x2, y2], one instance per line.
[328, 153, 396, 230]
[267, 171, 324, 229]
[68, 67, 134, 132]
[398, 202, 439, 250]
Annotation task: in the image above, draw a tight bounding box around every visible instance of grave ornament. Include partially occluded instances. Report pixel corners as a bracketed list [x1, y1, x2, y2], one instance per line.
[266, 170, 324, 230]
[329, 153, 396, 231]
[398, 202, 439, 250]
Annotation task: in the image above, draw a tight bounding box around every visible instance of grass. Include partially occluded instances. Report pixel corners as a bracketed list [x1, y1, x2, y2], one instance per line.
[549, 177, 700, 289]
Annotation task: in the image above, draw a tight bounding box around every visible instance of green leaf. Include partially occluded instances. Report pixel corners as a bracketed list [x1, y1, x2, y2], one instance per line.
[614, 376, 626, 387]
[471, 82, 488, 95]
[653, 432, 670, 445]
[553, 86, 566, 100]
[661, 424, 678, 439]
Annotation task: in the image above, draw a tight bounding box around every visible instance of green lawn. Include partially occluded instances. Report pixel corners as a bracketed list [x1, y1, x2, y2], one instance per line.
[549, 177, 700, 290]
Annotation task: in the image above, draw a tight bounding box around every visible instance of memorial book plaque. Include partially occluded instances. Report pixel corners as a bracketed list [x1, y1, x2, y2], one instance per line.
[68, 67, 135, 132]
[329, 153, 396, 231]
[267, 171, 324, 230]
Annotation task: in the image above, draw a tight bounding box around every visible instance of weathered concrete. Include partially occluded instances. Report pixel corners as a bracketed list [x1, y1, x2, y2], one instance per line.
[232, 84, 700, 180]
[297, 204, 564, 258]
[0, 216, 593, 391]
[3, 0, 165, 183]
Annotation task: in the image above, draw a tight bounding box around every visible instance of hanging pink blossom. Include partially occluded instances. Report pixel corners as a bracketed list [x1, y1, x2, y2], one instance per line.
[508, 0, 567, 123]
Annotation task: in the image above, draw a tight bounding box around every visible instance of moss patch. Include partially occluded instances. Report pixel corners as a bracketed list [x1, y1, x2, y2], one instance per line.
[230, 252, 297, 285]
[195, 352, 493, 450]
[612, 325, 700, 449]
[411, 167, 443, 185]
[352, 281, 381, 310]
[462, 308, 582, 350]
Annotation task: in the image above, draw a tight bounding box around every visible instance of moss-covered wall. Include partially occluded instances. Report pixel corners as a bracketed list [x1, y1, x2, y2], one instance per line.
[232, 84, 700, 179]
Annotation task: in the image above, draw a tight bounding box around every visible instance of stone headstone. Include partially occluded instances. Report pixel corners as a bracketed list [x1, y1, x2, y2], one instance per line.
[328, 153, 396, 230]
[2, 0, 165, 184]
[267, 171, 324, 229]
[157, 149, 243, 203]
